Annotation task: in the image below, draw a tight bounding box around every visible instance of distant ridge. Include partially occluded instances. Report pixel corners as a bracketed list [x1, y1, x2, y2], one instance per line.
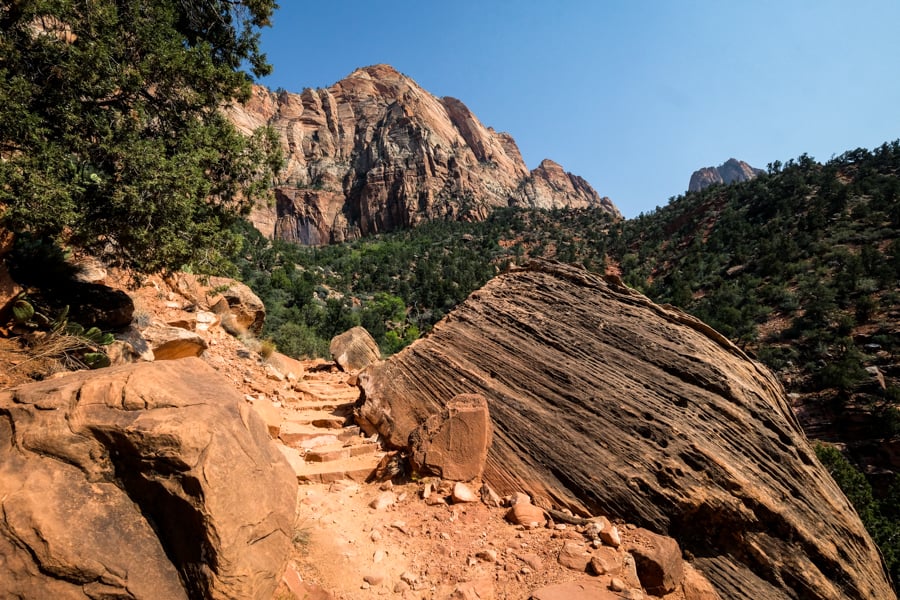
[688, 158, 764, 192]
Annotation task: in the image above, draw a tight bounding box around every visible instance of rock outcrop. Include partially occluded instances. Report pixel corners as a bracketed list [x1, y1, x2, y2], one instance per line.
[0, 358, 296, 599]
[330, 326, 381, 372]
[408, 393, 492, 482]
[355, 260, 894, 600]
[227, 64, 619, 244]
[688, 158, 764, 192]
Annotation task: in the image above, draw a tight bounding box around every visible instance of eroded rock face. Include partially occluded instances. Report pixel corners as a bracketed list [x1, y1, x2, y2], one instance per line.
[409, 393, 492, 482]
[688, 158, 764, 192]
[356, 260, 894, 600]
[0, 358, 296, 599]
[227, 65, 619, 244]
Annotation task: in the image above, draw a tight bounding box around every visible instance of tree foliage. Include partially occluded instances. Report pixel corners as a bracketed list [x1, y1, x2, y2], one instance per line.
[0, 0, 282, 274]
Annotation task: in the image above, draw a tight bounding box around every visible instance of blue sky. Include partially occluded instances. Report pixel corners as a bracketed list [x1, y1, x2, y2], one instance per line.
[256, 1, 900, 218]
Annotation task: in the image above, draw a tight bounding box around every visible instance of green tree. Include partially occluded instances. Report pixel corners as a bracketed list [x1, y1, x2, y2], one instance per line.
[0, 0, 282, 274]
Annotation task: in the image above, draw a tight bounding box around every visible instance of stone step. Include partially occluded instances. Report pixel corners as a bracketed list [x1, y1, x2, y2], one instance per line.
[277, 444, 384, 484]
[282, 398, 356, 413]
[294, 383, 359, 401]
[305, 441, 381, 463]
[281, 410, 348, 429]
[279, 423, 360, 449]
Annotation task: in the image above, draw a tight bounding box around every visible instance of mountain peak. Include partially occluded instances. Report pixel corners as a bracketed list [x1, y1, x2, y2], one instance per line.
[230, 68, 619, 244]
[689, 158, 764, 192]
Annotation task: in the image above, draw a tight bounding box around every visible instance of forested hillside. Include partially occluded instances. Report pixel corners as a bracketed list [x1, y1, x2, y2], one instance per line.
[232, 140, 900, 583]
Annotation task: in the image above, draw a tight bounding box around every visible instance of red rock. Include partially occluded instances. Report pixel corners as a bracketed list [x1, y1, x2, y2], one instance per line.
[530, 581, 620, 600]
[330, 326, 380, 372]
[506, 502, 546, 528]
[449, 577, 494, 599]
[557, 541, 591, 572]
[682, 562, 722, 600]
[0, 358, 296, 599]
[409, 393, 492, 482]
[627, 528, 684, 595]
[0, 263, 22, 320]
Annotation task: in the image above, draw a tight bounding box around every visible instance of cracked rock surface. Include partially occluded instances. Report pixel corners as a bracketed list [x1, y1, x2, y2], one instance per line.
[0, 357, 296, 599]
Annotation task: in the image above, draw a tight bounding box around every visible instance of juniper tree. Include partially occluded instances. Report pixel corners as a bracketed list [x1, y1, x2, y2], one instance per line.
[0, 0, 282, 273]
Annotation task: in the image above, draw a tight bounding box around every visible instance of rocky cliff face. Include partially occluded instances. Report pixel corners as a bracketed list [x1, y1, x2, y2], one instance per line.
[228, 65, 619, 243]
[689, 158, 764, 192]
[356, 260, 895, 600]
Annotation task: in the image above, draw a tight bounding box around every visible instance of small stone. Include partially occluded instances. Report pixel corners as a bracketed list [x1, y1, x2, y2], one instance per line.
[379, 480, 393, 491]
[475, 549, 498, 562]
[391, 520, 408, 534]
[520, 567, 532, 575]
[452, 482, 478, 503]
[506, 502, 546, 527]
[369, 491, 396, 511]
[557, 541, 591, 572]
[508, 491, 531, 506]
[610, 578, 626, 592]
[373, 549, 385, 563]
[597, 516, 621, 547]
[518, 553, 543, 571]
[363, 573, 384, 586]
[554, 524, 567, 530]
[370, 529, 383, 542]
[480, 483, 502, 507]
[394, 580, 411, 593]
[422, 482, 433, 499]
[400, 571, 418, 585]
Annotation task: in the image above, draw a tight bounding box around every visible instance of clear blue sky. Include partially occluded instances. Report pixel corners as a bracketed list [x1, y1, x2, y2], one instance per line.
[255, 1, 900, 218]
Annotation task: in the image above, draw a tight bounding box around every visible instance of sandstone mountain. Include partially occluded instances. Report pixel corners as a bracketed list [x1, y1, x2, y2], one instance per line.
[228, 64, 619, 244]
[688, 158, 764, 192]
[356, 260, 895, 600]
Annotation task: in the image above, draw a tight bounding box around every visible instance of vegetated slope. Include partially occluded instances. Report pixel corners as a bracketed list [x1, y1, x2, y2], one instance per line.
[607, 142, 900, 584]
[227, 64, 618, 245]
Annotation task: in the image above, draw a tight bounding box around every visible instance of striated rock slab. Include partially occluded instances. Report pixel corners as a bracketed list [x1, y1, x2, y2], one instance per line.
[228, 65, 619, 244]
[0, 358, 296, 599]
[330, 326, 381, 372]
[356, 260, 894, 600]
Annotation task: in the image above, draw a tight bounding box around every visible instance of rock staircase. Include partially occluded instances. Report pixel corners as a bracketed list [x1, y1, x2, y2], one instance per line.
[272, 364, 385, 484]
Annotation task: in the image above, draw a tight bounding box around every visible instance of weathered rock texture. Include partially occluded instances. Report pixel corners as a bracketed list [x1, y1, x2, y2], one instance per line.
[356, 260, 894, 600]
[0, 358, 296, 599]
[408, 393, 492, 482]
[330, 326, 381, 372]
[227, 64, 619, 244]
[689, 158, 764, 192]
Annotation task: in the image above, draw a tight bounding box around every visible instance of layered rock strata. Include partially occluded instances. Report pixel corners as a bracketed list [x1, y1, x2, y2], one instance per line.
[355, 260, 895, 600]
[228, 64, 619, 243]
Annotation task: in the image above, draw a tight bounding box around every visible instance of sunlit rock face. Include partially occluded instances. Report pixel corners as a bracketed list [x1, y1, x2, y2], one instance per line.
[228, 64, 619, 244]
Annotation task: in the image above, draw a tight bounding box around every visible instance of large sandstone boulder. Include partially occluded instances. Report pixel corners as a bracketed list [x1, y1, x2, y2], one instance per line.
[227, 65, 619, 245]
[0, 358, 296, 599]
[207, 276, 266, 335]
[330, 326, 380, 372]
[356, 260, 894, 600]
